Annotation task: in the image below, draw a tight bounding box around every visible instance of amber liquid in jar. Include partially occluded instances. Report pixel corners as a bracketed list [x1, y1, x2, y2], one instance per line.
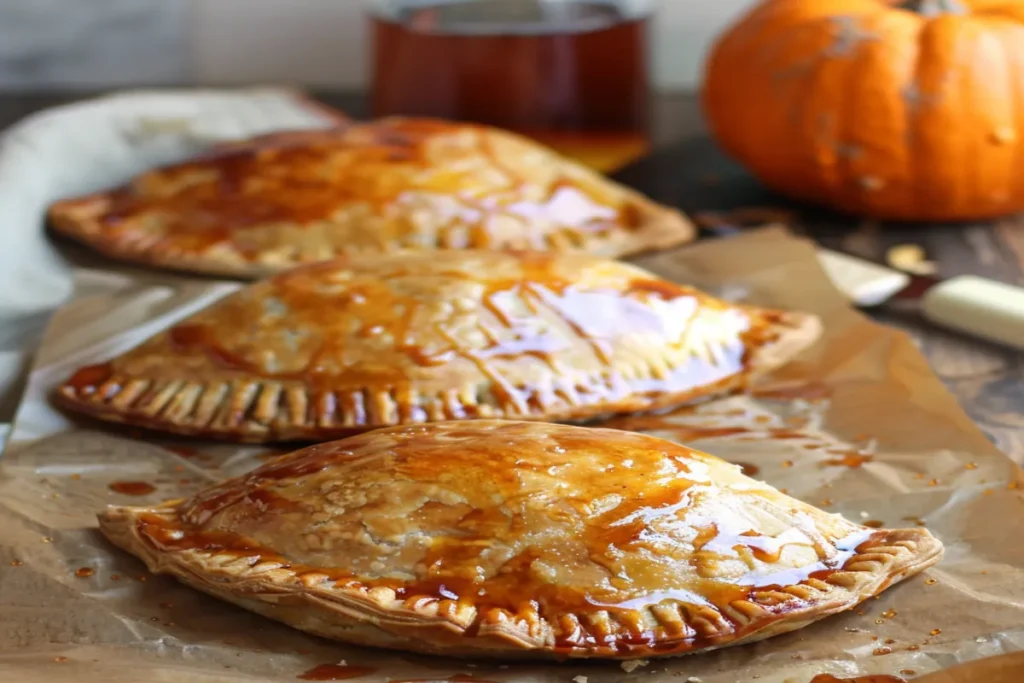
[370, 0, 651, 171]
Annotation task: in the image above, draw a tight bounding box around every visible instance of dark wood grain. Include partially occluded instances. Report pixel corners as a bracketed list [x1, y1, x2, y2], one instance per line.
[1, 90, 1019, 460]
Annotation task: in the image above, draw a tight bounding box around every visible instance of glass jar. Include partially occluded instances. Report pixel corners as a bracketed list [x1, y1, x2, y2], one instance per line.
[367, 0, 656, 171]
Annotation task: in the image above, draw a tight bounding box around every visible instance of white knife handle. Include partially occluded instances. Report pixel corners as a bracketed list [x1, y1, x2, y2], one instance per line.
[921, 275, 1024, 350]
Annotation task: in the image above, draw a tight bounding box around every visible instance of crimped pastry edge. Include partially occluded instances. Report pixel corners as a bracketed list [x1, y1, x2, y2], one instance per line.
[55, 310, 821, 443]
[98, 503, 943, 660]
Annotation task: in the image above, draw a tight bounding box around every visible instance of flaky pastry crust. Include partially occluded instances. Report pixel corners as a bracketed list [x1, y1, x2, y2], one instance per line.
[55, 251, 821, 442]
[98, 420, 944, 659]
[48, 119, 694, 278]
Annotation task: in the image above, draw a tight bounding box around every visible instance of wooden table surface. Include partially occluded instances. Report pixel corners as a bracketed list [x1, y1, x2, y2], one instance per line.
[2, 90, 1020, 460]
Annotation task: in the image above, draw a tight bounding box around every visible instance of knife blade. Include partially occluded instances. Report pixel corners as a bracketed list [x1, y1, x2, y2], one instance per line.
[698, 221, 1024, 351]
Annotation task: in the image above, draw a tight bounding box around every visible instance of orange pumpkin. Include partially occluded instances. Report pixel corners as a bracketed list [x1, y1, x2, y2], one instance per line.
[702, 0, 1024, 222]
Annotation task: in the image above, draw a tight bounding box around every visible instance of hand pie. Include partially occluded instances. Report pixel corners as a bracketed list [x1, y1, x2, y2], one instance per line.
[47, 119, 694, 278]
[98, 420, 944, 659]
[55, 251, 820, 442]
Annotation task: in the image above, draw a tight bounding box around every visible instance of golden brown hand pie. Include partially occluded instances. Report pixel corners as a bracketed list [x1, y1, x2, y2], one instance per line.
[47, 118, 694, 278]
[98, 420, 943, 660]
[55, 251, 821, 442]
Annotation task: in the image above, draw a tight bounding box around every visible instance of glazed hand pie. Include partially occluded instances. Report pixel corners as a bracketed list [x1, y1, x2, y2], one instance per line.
[98, 420, 944, 659]
[55, 251, 820, 442]
[47, 119, 694, 278]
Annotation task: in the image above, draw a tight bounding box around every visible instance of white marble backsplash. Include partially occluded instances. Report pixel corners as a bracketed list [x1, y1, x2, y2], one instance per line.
[0, 0, 189, 90]
[0, 0, 755, 91]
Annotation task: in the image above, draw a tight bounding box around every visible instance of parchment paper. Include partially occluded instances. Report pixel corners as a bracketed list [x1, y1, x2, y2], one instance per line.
[1, 226, 1022, 682]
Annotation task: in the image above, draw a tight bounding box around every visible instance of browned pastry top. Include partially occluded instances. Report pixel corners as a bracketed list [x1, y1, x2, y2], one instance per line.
[48, 119, 693, 278]
[56, 250, 820, 442]
[99, 420, 944, 659]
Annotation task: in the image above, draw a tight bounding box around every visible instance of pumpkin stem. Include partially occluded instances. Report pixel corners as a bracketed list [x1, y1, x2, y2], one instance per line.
[900, 0, 966, 16]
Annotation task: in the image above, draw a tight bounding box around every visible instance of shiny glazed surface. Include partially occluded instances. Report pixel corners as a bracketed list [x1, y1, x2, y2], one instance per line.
[58, 251, 808, 441]
[101, 122, 634, 245]
[98, 421, 943, 657]
[116, 421, 942, 652]
[72, 252, 747, 385]
[48, 119, 692, 277]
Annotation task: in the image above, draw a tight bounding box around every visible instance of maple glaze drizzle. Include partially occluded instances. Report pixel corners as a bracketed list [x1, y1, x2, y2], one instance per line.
[109, 481, 156, 496]
[65, 362, 115, 395]
[298, 664, 377, 681]
[392, 676, 498, 683]
[169, 324, 262, 373]
[92, 119, 638, 258]
[133, 421, 886, 654]
[71, 252, 774, 427]
[822, 449, 874, 468]
[769, 428, 814, 440]
[735, 462, 761, 477]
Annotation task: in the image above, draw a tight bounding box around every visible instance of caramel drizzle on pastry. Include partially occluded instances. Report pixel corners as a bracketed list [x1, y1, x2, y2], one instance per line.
[65, 257, 774, 424]
[128, 422, 883, 653]
[93, 120, 640, 257]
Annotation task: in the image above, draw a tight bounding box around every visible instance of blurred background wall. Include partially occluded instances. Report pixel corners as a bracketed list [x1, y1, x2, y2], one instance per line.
[0, 0, 754, 92]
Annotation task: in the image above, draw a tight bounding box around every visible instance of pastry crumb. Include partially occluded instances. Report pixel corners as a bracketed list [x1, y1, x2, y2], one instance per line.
[621, 659, 650, 673]
[573, 676, 588, 683]
[886, 243, 936, 275]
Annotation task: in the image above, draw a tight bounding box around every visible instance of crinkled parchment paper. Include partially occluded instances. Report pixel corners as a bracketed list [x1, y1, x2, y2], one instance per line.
[1, 227, 1022, 683]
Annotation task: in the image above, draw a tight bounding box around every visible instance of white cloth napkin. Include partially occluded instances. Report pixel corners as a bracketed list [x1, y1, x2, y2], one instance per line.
[0, 87, 341, 428]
